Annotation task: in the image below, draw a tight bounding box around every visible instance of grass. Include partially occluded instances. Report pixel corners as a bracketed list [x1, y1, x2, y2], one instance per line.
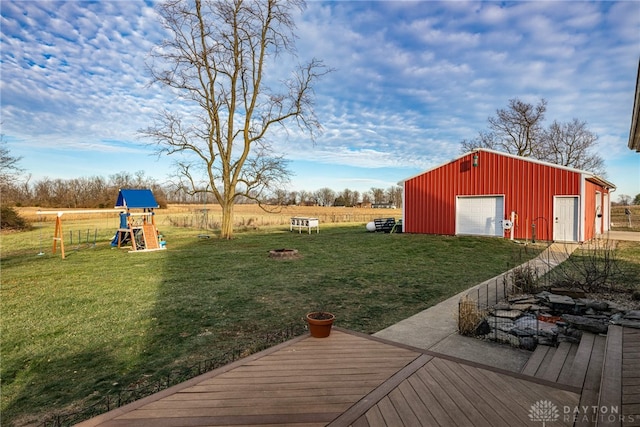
[0, 215, 564, 425]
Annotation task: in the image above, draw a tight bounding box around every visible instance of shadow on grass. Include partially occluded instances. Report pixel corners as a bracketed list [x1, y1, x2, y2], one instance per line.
[2, 225, 542, 425]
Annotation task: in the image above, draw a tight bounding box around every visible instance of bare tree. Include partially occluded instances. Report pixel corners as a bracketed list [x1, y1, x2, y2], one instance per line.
[460, 98, 604, 176]
[539, 119, 605, 176]
[313, 187, 335, 206]
[618, 194, 632, 206]
[463, 98, 547, 156]
[0, 140, 23, 189]
[361, 191, 372, 205]
[141, 0, 329, 239]
[370, 187, 386, 204]
[460, 130, 498, 153]
[297, 189, 312, 205]
[337, 188, 356, 207]
[386, 185, 403, 207]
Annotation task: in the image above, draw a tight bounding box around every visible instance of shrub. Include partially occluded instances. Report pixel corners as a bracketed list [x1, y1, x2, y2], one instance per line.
[509, 263, 539, 294]
[458, 295, 486, 336]
[550, 240, 622, 292]
[0, 206, 30, 231]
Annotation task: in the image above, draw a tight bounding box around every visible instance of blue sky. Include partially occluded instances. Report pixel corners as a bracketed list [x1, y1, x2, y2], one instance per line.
[1, 1, 639, 200]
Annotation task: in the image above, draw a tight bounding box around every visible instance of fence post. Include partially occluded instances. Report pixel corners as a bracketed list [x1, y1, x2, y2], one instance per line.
[486, 283, 489, 307]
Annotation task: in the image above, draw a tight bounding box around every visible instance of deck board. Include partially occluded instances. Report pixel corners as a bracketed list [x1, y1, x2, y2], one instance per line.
[623, 328, 640, 427]
[600, 325, 623, 427]
[78, 329, 586, 427]
[568, 332, 596, 389]
[78, 331, 419, 427]
[574, 334, 607, 427]
[556, 341, 579, 385]
[521, 344, 551, 377]
[541, 341, 573, 382]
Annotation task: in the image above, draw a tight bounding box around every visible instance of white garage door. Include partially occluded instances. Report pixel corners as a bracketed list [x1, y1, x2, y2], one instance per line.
[456, 196, 504, 237]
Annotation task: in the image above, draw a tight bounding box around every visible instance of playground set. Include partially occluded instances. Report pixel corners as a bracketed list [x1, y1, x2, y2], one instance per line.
[37, 189, 165, 259]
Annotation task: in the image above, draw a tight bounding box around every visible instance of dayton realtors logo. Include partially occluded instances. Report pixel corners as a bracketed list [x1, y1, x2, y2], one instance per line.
[529, 400, 638, 425]
[529, 400, 559, 426]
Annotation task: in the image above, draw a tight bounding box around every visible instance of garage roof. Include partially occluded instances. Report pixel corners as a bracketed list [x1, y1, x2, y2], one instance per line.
[400, 148, 616, 190]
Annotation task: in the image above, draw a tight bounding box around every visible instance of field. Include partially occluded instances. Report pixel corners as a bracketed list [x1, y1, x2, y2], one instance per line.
[17, 204, 403, 232]
[611, 204, 640, 230]
[1, 204, 637, 425]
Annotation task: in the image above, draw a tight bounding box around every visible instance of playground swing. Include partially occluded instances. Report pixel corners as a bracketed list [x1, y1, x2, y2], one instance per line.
[37, 189, 165, 259]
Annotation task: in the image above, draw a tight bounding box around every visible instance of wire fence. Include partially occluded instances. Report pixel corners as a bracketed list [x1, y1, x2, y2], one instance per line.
[458, 262, 546, 349]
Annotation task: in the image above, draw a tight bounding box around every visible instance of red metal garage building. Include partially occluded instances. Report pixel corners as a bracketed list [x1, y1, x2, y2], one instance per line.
[401, 148, 615, 242]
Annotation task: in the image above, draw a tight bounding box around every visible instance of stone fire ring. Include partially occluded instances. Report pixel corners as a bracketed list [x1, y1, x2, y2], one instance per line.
[268, 248, 299, 259]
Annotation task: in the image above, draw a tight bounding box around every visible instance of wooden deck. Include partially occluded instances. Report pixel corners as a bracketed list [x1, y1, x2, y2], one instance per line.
[77, 329, 584, 427]
[623, 328, 640, 427]
[522, 327, 640, 427]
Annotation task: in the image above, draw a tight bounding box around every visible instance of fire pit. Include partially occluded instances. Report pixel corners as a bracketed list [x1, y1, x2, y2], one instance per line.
[268, 248, 299, 259]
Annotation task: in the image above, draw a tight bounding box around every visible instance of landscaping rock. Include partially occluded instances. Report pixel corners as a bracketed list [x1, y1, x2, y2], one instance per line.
[470, 285, 640, 351]
[509, 327, 537, 337]
[493, 302, 511, 311]
[473, 319, 491, 336]
[610, 319, 640, 329]
[557, 334, 581, 344]
[519, 336, 537, 351]
[514, 315, 537, 329]
[561, 314, 608, 334]
[486, 316, 516, 332]
[511, 303, 533, 311]
[547, 294, 576, 305]
[586, 300, 610, 312]
[550, 287, 586, 299]
[508, 295, 537, 304]
[538, 336, 556, 346]
[624, 310, 640, 321]
[494, 309, 522, 319]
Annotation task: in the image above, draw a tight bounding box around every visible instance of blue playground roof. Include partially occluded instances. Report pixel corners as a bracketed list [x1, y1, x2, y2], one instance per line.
[115, 189, 159, 209]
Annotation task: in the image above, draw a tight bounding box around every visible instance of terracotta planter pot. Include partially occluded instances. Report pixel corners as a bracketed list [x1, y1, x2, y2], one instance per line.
[306, 312, 335, 338]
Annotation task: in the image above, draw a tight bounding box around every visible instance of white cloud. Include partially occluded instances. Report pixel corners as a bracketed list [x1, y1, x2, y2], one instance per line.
[1, 0, 638, 195]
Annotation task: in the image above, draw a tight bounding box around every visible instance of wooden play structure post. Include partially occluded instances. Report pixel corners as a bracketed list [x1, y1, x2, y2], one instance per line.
[53, 213, 65, 259]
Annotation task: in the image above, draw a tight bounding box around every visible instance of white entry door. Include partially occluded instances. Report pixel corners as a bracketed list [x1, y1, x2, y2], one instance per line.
[553, 196, 579, 242]
[595, 192, 602, 235]
[603, 193, 610, 232]
[456, 196, 504, 237]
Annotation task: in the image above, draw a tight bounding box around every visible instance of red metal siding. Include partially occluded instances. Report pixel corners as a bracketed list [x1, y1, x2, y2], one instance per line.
[583, 180, 610, 241]
[404, 151, 582, 241]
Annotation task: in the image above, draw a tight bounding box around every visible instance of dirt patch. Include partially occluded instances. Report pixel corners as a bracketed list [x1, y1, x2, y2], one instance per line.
[268, 248, 300, 260]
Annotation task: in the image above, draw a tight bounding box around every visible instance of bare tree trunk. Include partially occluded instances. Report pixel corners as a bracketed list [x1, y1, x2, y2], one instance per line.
[220, 199, 234, 239]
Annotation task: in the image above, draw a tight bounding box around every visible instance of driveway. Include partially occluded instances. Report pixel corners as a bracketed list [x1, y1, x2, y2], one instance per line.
[602, 230, 640, 242]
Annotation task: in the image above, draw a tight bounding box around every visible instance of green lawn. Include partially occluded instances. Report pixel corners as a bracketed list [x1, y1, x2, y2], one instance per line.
[2, 223, 544, 425]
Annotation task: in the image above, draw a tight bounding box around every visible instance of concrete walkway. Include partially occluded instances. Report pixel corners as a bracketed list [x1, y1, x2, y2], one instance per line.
[374, 242, 580, 372]
[602, 230, 640, 242]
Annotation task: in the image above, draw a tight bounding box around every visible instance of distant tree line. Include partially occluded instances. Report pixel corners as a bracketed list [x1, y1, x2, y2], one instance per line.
[2, 171, 170, 209]
[616, 194, 640, 207]
[1, 169, 403, 209]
